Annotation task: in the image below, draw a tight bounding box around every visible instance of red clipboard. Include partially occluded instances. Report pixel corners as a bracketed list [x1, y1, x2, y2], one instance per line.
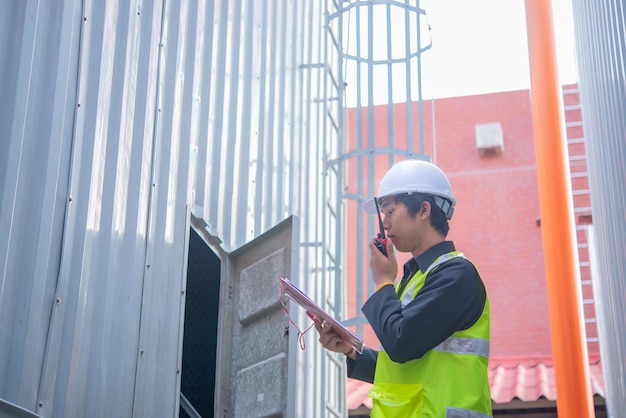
[279, 277, 364, 354]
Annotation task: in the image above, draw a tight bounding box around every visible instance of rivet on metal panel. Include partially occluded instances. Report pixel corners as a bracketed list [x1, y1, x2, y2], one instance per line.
[56, 297, 61, 304]
[83, 17, 86, 22]
[140, 349, 144, 355]
[176, 368, 180, 374]
[68, 197, 73, 202]
[146, 264, 150, 269]
[38, 401, 43, 408]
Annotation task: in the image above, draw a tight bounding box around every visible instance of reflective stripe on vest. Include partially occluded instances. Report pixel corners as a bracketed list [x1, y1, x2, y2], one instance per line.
[446, 406, 492, 418]
[434, 336, 490, 358]
[401, 252, 465, 307]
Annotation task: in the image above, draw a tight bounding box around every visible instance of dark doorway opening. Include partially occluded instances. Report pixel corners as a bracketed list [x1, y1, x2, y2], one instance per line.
[180, 228, 221, 418]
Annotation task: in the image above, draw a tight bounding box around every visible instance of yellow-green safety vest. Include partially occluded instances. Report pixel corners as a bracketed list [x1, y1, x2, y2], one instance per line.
[369, 251, 492, 418]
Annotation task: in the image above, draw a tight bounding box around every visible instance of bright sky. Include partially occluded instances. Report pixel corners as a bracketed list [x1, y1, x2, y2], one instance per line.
[343, 0, 578, 104]
[420, 0, 578, 99]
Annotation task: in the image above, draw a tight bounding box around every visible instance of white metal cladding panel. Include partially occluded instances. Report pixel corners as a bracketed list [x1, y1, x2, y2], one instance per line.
[571, 0, 626, 415]
[0, 0, 82, 412]
[191, 0, 334, 252]
[0, 0, 188, 416]
[185, 1, 349, 416]
[1, 1, 347, 418]
[188, 0, 348, 416]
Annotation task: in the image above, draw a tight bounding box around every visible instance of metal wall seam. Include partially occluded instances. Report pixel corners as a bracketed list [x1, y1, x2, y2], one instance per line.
[206, 1, 228, 243]
[234, 0, 254, 245]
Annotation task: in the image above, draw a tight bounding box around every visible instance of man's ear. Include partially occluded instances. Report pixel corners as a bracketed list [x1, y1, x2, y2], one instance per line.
[420, 201, 431, 218]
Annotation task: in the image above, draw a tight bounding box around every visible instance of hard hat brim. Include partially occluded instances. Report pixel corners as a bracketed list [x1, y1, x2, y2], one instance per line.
[362, 197, 378, 214]
[364, 193, 456, 220]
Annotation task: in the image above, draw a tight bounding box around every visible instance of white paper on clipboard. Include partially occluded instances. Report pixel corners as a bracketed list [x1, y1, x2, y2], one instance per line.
[279, 277, 364, 354]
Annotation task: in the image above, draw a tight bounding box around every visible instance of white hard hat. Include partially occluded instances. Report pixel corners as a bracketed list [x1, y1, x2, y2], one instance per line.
[363, 159, 456, 220]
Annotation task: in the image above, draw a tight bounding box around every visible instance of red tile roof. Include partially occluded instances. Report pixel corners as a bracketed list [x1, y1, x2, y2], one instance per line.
[489, 356, 605, 403]
[347, 355, 605, 410]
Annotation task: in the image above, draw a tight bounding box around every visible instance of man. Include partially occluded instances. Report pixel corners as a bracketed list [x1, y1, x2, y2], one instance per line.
[316, 159, 492, 417]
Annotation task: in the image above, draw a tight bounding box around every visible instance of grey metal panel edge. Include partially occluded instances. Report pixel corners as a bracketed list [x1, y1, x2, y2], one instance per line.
[0, 398, 43, 418]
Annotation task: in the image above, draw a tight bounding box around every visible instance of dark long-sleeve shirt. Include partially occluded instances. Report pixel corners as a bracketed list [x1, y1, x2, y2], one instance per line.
[347, 241, 487, 383]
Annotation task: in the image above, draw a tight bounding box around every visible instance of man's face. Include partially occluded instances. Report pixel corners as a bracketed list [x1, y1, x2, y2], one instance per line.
[379, 198, 426, 254]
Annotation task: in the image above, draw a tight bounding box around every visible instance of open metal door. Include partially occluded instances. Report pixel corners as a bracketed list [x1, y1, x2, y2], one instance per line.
[211, 216, 300, 418]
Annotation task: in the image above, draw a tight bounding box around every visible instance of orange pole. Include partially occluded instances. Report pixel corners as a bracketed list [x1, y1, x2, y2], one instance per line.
[524, 1, 594, 417]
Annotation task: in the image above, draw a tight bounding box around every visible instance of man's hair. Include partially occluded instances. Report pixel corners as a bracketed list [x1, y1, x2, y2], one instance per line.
[393, 193, 450, 237]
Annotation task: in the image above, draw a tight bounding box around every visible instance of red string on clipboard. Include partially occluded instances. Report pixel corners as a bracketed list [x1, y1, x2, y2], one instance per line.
[279, 279, 316, 350]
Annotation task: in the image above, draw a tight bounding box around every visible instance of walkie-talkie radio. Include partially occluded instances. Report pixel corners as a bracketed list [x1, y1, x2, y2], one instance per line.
[373, 197, 389, 256]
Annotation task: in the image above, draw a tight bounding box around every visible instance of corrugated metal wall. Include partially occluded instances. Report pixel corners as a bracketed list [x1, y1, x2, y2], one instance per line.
[0, 0, 345, 417]
[571, 0, 626, 416]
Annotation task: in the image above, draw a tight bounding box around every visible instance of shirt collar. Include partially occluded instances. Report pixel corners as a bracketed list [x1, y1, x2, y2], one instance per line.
[406, 241, 456, 274]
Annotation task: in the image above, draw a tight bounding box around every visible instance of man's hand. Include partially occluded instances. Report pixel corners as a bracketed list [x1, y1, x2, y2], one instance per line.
[369, 238, 397, 288]
[314, 321, 356, 359]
